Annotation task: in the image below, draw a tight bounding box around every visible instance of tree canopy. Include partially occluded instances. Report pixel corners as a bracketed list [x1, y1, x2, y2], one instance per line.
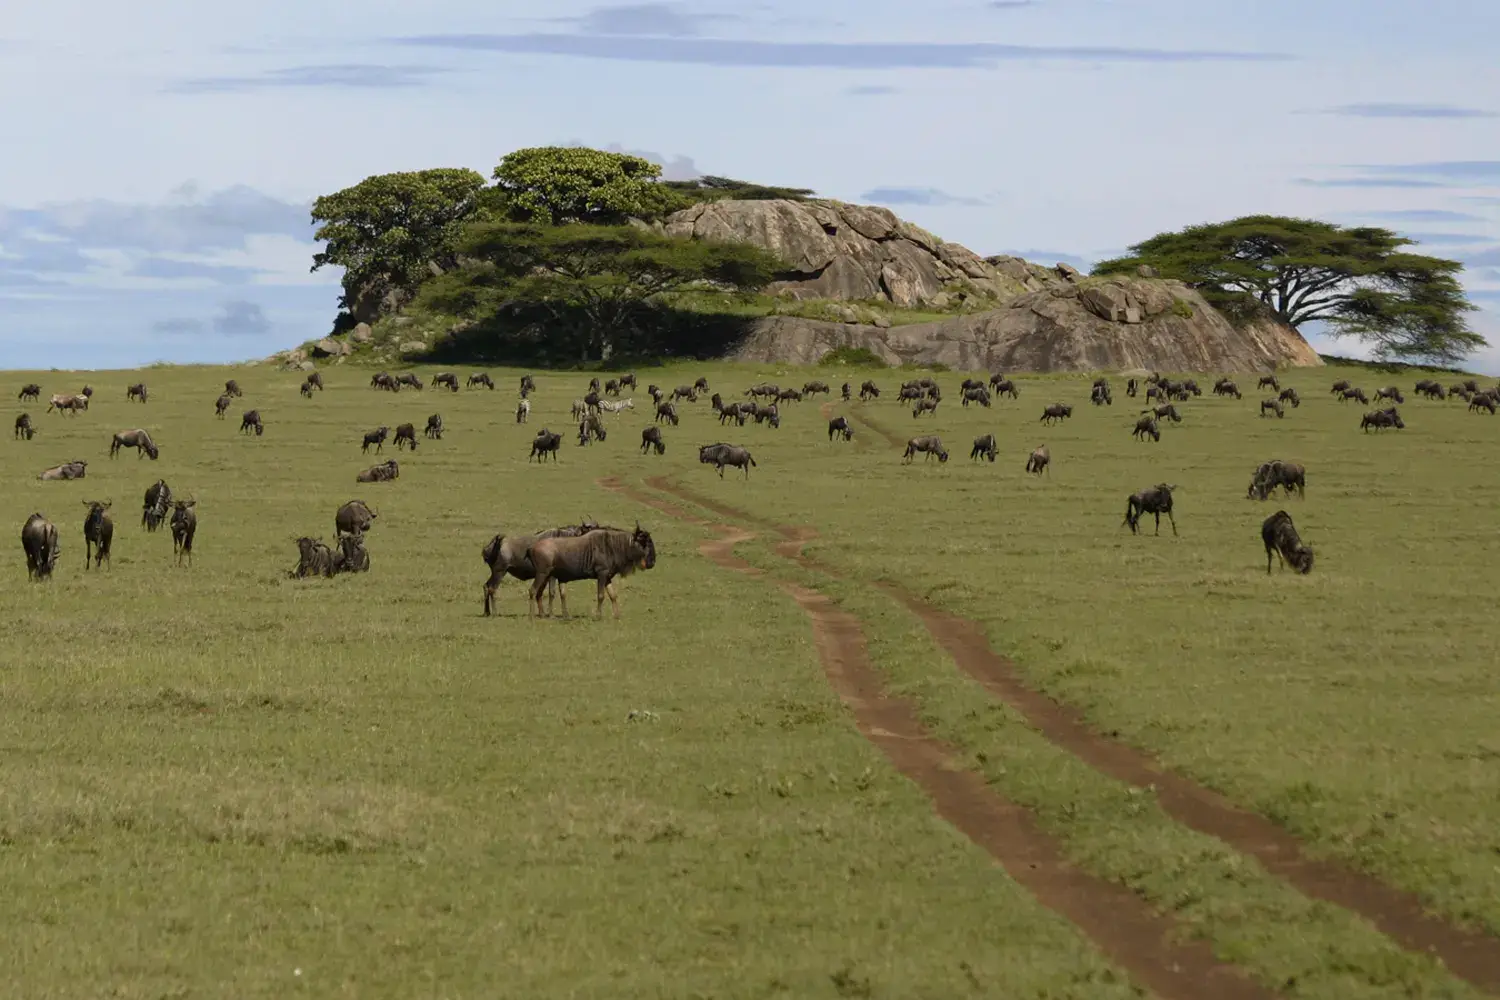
[662, 175, 817, 203]
[491, 146, 681, 226]
[1093, 215, 1484, 364]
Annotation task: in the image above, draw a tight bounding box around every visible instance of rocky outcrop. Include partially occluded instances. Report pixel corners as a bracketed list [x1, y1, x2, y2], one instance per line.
[728, 279, 1324, 373]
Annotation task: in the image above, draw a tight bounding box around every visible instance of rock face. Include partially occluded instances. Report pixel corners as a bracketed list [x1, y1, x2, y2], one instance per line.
[663, 199, 1066, 307]
[728, 279, 1324, 373]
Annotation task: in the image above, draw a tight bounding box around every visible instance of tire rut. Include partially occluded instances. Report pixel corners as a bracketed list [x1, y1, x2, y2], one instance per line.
[640, 476, 1500, 996]
[600, 475, 1279, 1000]
[847, 404, 906, 448]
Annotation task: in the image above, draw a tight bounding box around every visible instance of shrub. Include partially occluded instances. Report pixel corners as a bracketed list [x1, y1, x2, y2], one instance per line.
[1170, 297, 1194, 319]
[818, 346, 887, 367]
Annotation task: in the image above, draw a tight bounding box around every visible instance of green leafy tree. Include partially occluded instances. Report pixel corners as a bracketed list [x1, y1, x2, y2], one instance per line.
[662, 175, 817, 202]
[1093, 215, 1484, 364]
[416, 223, 784, 361]
[491, 147, 679, 226]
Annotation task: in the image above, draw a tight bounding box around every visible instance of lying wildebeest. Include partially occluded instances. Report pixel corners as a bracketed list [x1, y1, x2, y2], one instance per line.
[396, 373, 423, 390]
[215, 393, 233, 417]
[21, 513, 60, 580]
[1131, 415, 1161, 442]
[481, 520, 601, 616]
[356, 459, 400, 482]
[39, 460, 87, 481]
[1040, 403, 1072, 425]
[902, 435, 948, 463]
[520, 374, 536, 394]
[1260, 399, 1285, 418]
[1262, 509, 1313, 575]
[1279, 387, 1301, 408]
[640, 425, 666, 455]
[468, 372, 494, 390]
[371, 372, 399, 392]
[110, 428, 159, 459]
[752, 404, 780, 428]
[223, 379, 243, 398]
[912, 398, 939, 418]
[425, 413, 443, 439]
[1374, 386, 1405, 404]
[970, 434, 997, 462]
[393, 423, 419, 450]
[1339, 387, 1368, 404]
[81, 500, 113, 570]
[1248, 460, 1306, 500]
[803, 380, 830, 396]
[333, 531, 369, 573]
[432, 372, 459, 392]
[529, 523, 657, 619]
[126, 383, 148, 403]
[828, 416, 853, 442]
[1257, 375, 1280, 391]
[1123, 483, 1178, 536]
[1025, 444, 1050, 476]
[14, 413, 34, 440]
[530, 429, 562, 462]
[655, 401, 679, 426]
[841, 382, 851, 401]
[1361, 408, 1404, 431]
[963, 387, 993, 408]
[19, 383, 40, 401]
[292, 537, 338, 578]
[240, 410, 264, 436]
[516, 399, 530, 423]
[47, 393, 88, 414]
[170, 499, 196, 566]
[1143, 403, 1182, 423]
[859, 380, 880, 400]
[142, 479, 171, 531]
[362, 426, 389, 453]
[1090, 384, 1112, 406]
[698, 442, 757, 478]
[335, 499, 377, 537]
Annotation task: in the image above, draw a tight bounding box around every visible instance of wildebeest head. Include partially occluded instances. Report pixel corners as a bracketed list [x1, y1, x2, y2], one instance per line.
[631, 522, 657, 570]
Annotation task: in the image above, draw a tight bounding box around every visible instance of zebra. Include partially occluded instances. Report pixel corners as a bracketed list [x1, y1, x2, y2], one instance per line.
[598, 398, 634, 416]
[516, 398, 530, 424]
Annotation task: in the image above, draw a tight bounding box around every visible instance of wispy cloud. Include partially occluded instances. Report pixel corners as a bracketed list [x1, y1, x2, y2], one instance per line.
[1316, 102, 1497, 119]
[151, 300, 271, 337]
[166, 64, 450, 94]
[846, 84, 896, 96]
[861, 187, 986, 207]
[1456, 246, 1500, 267]
[989, 0, 1041, 7]
[1351, 209, 1490, 223]
[1399, 232, 1493, 246]
[558, 140, 702, 181]
[1347, 160, 1500, 184]
[1295, 177, 1450, 189]
[558, 3, 740, 38]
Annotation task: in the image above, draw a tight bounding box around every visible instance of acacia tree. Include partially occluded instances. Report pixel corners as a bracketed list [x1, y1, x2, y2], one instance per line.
[1093, 215, 1484, 364]
[491, 147, 680, 226]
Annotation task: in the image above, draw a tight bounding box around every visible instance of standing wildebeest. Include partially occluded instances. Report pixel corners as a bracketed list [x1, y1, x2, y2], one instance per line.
[362, 426, 389, 453]
[718, 402, 749, 426]
[902, 436, 948, 463]
[529, 524, 657, 619]
[1262, 510, 1313, 575]
[1213, 379, 1242, 399]
[828, 416, 853, 442]
[991, 378, 1018, 400]
[1131, 415, 1161, 442]
[432, 372, 459, 392]
[1090, 383, 1112, 406]
[963, 387, 993, 408]
[1026, 445, 1050, 476]
[1126, 378, 1139, 398]
[21, 513, 60, 580]
[1143, 403, 1182, 423]
[110, 428, 159, 460]
[1330, 379, 1351, 395]
[47, 393, 88, 415]
[1248, 460, 1306, 501]
[304, 372, 324, 392]
[841, 382, 851, 401]
[655, 400, 679, 426]
[693, 376, 709, 393]
[897, 384, 922, 404]
[468, 373, 494, 390]
[698, 443, 757, 478]
[577, 413, 606, 445]
[520, 374, 536, 395]
[1260, 399, 1285, 418]
[425, 413, 444, 439]
[240, 410, 264, 436]
[752, 404, 780, 428]
[530, 430, 562, 462]
[1123, 483, 1178, 536]
[859, 380, 881, 401]
[81, 500, 113, 570]
[1338, 387, 1368, 404]
[300, 379, 315, 398]
[1040, 403, 1072, 425]
[1361, 408, 1404, 431]
[14, 413, 34, 440]
[1470, 394, 1498, 415]
[1257, 375, 1280, 391]
[618, 373, 638, 391]
[393, 423, 419, 450]
[80, 385, 93, 399]
[671, 385, 698, 403]
[970, 434, 997, 462]
[481, 520, 601, 616]
[776, 387, 803, 405]
[396, 373, 423, 391]
[588, 377, 602, 394]
[516, 398, 530, 423]
[604, 378, 623, 396]
[371, 372, 399, 392]
[912, 398, 939, 418]
[335, 499, 377, 537]
[216, 394, 233, 417]
[170, 499, 196, 566]
[640, 425, 666, 455]
[126, 383, 148, 403]
[1279, 387, 1301, 408]
[224, 379, 243, 398]
[356, 459, 400, 482]
[39, 460, 88, 481]
[292, 537, 338, 578]
[1374, 386, 1405, 405]
[142, 480, 171, 531]
[803, 380, 830, 397]
[19, 383, 40, 401]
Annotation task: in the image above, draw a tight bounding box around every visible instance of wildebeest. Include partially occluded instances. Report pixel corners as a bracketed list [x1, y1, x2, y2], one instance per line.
[81, 500, 112, 570]
[126, 383, 148, 403]
[396, 373, 423, 391]
[841, 382, 851, 401]
[1279, 387, 1301, 408]
[19, 383, 40, 401]
[356, 459, 400, 482]
[991, 378, 1018, 400]
[1090, 384, 1112, 406]
[110, 428, 160, 459]
[142, 480, 171, 531]
[1131, 415, 1161, 442]
[21, 513, 60, 580]
[859, 380, 880, 400]
[47, 393, 88, 414]
[1260, 399, 1285, 418]
[425, 413, 444, 439]
[1374, 386, 1405, 404]
[803, 380, 830, 397]
[520, 374, 536, 395]
[530, 430, 562, 462]
[1143, 403, 1182, 423]
[1330, 379, 1351, 395]
[335, 500, 377, 537]
[752, 404, 780, 428]
[1213, 379, 1242, 399]
[216, 394, 233, 417]
[516, 399, 530, 423]
[1360, 408, 1404, 431]
[1123, 483, 1178, 536]
[1126, 378, 1138, 398]
[1025, 445, 1050, 476]
[1257, 375, 1280, 391]
[577, 413, 606, 445]
[1262, 510, 1313, 575]
[698, 443, 757, 478]
[223, 379, 243, 398]
[775, 387, 802, 405]
[640, 425, 666, 455]
[481, 520, 601, 616]
[718, 401, 750, 425]
[300, 379, 315, 398]
[529, 524, 657, 619]
[1248, 460, 1306, 501]
[619, 373, 638, 391]
[1469, 393, 1498, 414]
[588, 377, 602, 394]
[963, 387, 993, 408]
[303, 372, 324, 392]
[655, 401, 679, 426]
[604, 378, 623, 396]
[14, 413, 34, 440]
[912, 398, 939, 418]
[970, 434, 997, 462]
[468, 372, 494, 390]
[39, 460, 87, 481]
[897, 384, 922, 404]
[1040, 403, 1072, 425]
[371, 372, 400, 392]
[333, 531, 369, 573]
[902, 435, 948, 463]
[1339, 387, 1369, 405]
[432, 372, 459, 392]
[240, 410, 264, 436]
[393, 423, 419, 450]
[292, 537, 338, 578]
[362, 427, 389, 453]
[80, 385, 93, 399]
[170, 499, 196, 566]
[828, 416, 853, 442]
[671, 385, 698, 403]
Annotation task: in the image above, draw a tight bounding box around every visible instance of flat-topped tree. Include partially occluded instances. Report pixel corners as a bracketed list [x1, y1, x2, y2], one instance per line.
[491, 146, 681, 226]
[1093, 215, 1484, 365]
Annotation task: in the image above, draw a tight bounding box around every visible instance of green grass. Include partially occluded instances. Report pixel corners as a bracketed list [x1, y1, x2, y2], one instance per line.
[3, 358, 1496, 998]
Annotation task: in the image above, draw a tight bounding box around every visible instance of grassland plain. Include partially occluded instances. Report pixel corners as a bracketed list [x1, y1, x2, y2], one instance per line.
[1, 359, 1497, 998]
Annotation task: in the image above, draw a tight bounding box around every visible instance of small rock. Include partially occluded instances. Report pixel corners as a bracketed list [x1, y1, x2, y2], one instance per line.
[833, 305, 859, 324]
[399, 340, 426, 354]
[871, 314, 892, 329]
[310, 337, 351, 358]
[351, 322, 373, 343]
[1136, 264, 1158, 278]
[627, 709, 659, 722]
[1056, 263, 1081, 281]
[928, 291, 952, 310]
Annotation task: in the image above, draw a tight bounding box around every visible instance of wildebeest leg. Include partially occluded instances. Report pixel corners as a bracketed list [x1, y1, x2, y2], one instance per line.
[605, 580, 621, 619]
[596, 577, 608, 618]
[1166, 510, 1177, 536]
[718, 463, 726, 478]
[1265, 541, 1275, 574]
[483, 567, 502, 616]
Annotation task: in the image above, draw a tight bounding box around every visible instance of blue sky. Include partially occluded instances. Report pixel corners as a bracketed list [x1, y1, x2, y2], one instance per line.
[2, 0, 1499, 371]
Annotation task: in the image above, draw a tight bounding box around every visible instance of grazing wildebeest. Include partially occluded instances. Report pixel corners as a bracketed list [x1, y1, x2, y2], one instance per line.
[170, 499, 196, 566]
[698, 442, 757, 478]
[520, 374, 536, 395]
[1213, 379, 1242, 399]
[371, 372, 399, 392]
[142, 480, 171, 531]
[1360, 408, 1404, 431]
[335, 500, 377, 537]
[1040, 403, 1072, 424]
[1090, 384, 1112, 406]
[640, 425, 666, 455]
[1338, 387, 1368, 404]
[776, 387, 803, 404]
[1374, 386, 1405, 404]
[1248, 460, 1306, 501]
[425, 413, 444, 439]
[718, 402, 750, 426]
[750, 403, 780, 428]
[292, 537, 338, 578]
[1260, 399, 1285, 419]
[1330, 379, 1351, 395]
[859, 380, 880, 400]
[803, 380, 830, 397]
[468, 372, 494, 390]
[333, 531, 369, 573]
[47, 393, 88, 414]
[604, 378, 623, 396]
[396, 373, 423, 391]
[1257, 375, 1280, 391]
[1131, 415, 1161, 442]
[362, 427, 389, 453]
[432, 372, 459, 392]
[19, 383, 40, 401]
[655, 401, 679, 426]
[304, 372, 323, 392]
[912, 398, 939, 418]
[1181, 379, 1203, 397]
[529, 524, 657, 619]
[577, 413, 606, 445]
[356, 459, 400, 482]
[1143, 403, 1182, 423]
[963, 387, 993, 408]
[1126, 378, 1139, 398]
[126, 383, 148, 403]
[81, 500, 113, 570]
[970, 434, 997, 462]
[21, 513, 60, 580]
[841, 382, 851, 401]
[110, 429, 160, 460]
[1279, 387, 1301, 408]
[223, 379, 243, 398]
[14, 413, 34, 440]
[902, 436, 948, 463]
[516, 399, 530, 423]
[216, 394, 233, 417]
[1026, 445, 1050, 476]
[481, 520, 601, 616]
[671, 385, 698, 403]
[1470, 394, 1498, 415]
[1123, 483, 1178, 536]
[240, 410, 264, 436]
[39, 460, 87, 481]
[991, 378, 1018, 400]
[828, 416, 853, 442]
[393, 423, 419, 450]
[1262, 510, 1313, 575]
[530, 430, 562, 462]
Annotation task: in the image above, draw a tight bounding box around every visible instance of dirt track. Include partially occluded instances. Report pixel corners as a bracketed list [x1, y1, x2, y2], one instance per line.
[600, 475, 1278, 1000]
[635, 474, 1500, 996]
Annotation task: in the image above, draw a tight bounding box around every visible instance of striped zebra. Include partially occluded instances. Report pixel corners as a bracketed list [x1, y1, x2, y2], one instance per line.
[516, 398, 530, 424]
[598, 398, 634, 416]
